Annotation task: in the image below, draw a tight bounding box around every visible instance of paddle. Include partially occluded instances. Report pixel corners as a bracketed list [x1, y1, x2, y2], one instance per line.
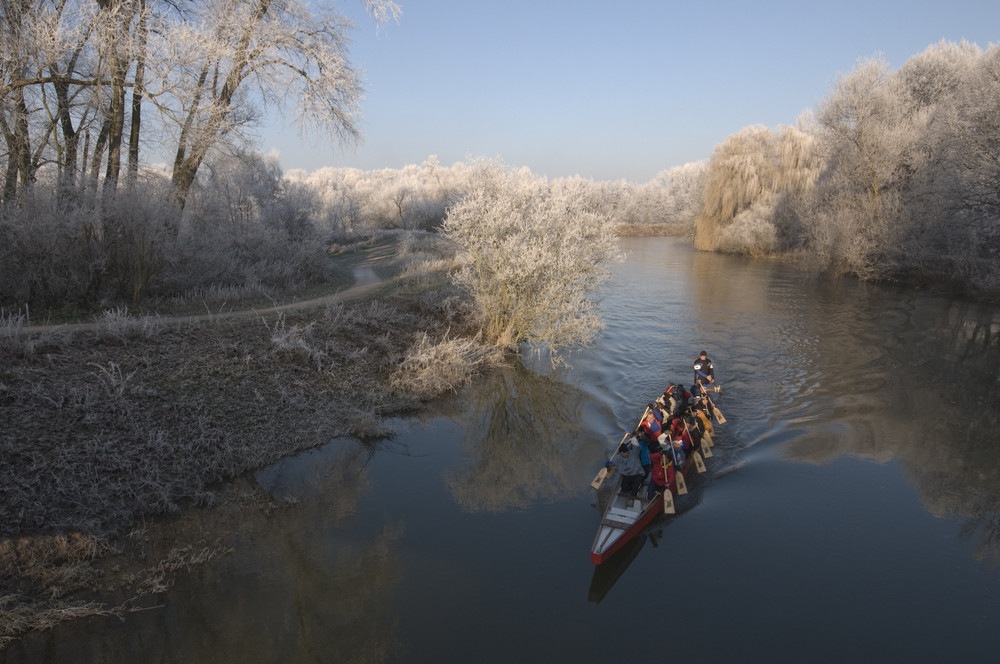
[706, 395, 727, 424]
[661, 449, 676, 514]
[696, 378, 722, 394]
[661, 489, 675, 514]
[591, 407, 650, 490]
[590, 431, 629, 490]
[683, 421, 708, 472]
[655, 448, 675, 514]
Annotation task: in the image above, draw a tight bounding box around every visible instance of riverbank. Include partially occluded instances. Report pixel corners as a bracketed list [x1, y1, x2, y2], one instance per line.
[0, 233, 501, 648]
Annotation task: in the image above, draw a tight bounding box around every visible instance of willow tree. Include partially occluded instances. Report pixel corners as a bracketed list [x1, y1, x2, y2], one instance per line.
[441, 159, 621, 353]
[693, 124, 821, 255]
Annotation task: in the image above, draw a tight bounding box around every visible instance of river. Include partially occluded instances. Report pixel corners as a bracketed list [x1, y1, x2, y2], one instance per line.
[7, 236, 1000, 663]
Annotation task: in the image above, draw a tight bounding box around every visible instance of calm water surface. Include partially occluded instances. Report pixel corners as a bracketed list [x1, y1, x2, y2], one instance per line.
[9, 237, 1000, 663]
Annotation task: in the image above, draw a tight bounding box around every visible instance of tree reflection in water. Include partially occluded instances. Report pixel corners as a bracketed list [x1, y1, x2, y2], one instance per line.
[8, 440, 406, 663]
[155, 441, 406, 664]
[231, 439, 405, 663]
[446, 361, 604, 513]
[689, 244, 1000, 562]
[774, 295, 1000, 563]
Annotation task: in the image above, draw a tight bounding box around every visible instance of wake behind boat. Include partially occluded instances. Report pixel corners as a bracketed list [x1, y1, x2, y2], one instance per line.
[590, 381, 724, 565]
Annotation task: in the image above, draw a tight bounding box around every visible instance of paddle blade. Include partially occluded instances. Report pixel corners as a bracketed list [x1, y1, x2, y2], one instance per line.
[675, 469, 688, 495]
[714, 407, 727, 424]
[701, 443, 713, 458]
[693, 451, 706, 473]
[590, 466, 608, 490]
[663, 490, 675, 514]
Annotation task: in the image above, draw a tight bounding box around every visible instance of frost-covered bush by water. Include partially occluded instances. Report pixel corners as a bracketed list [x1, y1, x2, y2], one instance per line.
[441, 159, 622, 353]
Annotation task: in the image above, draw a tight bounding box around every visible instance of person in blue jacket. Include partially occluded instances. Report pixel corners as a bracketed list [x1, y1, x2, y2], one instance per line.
[693, 350, 715, 386]
[604, 438, 645, 498]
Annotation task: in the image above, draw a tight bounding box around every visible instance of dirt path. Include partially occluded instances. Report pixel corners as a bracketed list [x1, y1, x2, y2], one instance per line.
[17, 243, 397, 335]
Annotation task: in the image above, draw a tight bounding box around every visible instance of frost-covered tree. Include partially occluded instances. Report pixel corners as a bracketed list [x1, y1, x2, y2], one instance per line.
[602, 163, 706, 235]
[287, 156, 467, 234]
[656, 161, 708, 223]
[909, 43, 1000, 287]
[165, 0, 400, 206]
[441, 159, 621, 352]
[802, 56, 923, 277]
[0, 0, 399, 204]
[0, 0, 64, 200]
[895, 40, 981, 113]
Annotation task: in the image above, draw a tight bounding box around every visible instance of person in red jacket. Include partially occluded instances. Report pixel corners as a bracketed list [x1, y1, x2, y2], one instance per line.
[647, 445, 672, 500]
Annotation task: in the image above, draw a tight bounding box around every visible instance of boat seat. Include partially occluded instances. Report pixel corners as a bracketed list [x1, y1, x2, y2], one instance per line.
[601, 517, 632, 528]
[607, 506, 639, 519]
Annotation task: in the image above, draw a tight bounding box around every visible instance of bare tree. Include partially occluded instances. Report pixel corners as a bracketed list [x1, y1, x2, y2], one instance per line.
[166, 0, 399, 206]
[1, 0, 398, 204]
[126, 0, 148, 184]
[1, 0, 43, 201]
[95, 0, 139, 194]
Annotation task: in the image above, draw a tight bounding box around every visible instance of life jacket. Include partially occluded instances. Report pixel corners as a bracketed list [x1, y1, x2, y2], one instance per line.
[650, 451, 667, 487]
[696, 409, 714, 435]
[640, 418, 662, 443]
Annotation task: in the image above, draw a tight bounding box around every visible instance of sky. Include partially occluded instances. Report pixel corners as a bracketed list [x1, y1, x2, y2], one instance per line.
[258, 0, 1000, 183]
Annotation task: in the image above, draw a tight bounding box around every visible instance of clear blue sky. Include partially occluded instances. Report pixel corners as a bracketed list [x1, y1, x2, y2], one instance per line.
[259, 0, 999, 183]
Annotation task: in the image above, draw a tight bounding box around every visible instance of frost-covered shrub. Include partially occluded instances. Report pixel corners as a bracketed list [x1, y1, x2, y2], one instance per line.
[0, 176, 181, 307]
[441, 158, 621, 352]
[165, 152, 328, 296]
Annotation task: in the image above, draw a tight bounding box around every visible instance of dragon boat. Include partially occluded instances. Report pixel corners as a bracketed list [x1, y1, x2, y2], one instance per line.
[589, 391, 723, 565]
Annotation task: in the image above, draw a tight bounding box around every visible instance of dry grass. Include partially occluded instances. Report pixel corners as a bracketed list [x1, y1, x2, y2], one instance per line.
[0, 597, 121, 650]
[0, 530, 234, 649]
[0, 534, 116, 593]
[391, 334, 507, 400]
[168, 281, 273, 309]
[0, 296, 471, 539]
[0, 233, 498, 648]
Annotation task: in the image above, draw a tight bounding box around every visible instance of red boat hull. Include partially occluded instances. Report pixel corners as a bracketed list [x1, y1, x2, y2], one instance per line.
[590, 492, 663, 564]
[590, 460, 694, 565]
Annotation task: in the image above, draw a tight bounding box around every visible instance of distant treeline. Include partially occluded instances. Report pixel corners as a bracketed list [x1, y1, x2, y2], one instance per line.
[3, 32, 998, 311]
[0, 153, 705, 310]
